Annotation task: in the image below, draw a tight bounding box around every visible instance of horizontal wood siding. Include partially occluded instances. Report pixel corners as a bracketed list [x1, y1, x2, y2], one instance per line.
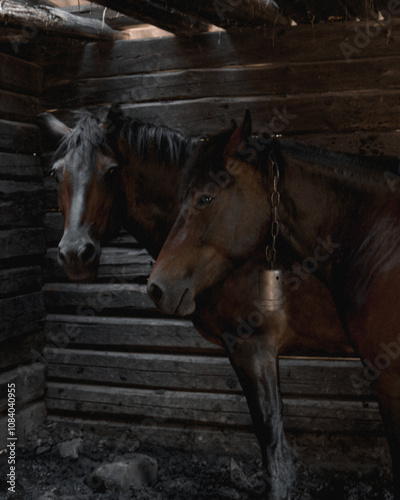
[0, 46, 46, 446]
[41, 23, 395, 453]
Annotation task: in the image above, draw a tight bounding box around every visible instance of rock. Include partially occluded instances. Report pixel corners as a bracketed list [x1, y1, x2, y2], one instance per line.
[36, 444, 52, 455]
[88, 454, 158, 491]
[230, 458, 253, 489]
[58, 438, 83, 459]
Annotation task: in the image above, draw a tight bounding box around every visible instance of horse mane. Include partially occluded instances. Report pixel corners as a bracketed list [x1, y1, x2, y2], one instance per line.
[279, 139, 400, 190]
[52, 109, 199, 174]
[179, 120, 400, 201]
[121, 119, 198, 169]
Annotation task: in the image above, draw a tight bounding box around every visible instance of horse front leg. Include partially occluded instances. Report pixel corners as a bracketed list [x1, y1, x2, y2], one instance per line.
[227, 328, 296, 500]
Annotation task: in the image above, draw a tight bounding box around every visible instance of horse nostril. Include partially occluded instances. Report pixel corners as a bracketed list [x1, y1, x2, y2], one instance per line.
[148, 282, 164, 304]
[78, 242, 97, 265]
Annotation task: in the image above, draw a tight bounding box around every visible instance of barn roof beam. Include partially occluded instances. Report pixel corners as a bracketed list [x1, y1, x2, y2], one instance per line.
[93, 0, 210, 36]
[157, 0, 288, 29]
[0, 0, 123, 40]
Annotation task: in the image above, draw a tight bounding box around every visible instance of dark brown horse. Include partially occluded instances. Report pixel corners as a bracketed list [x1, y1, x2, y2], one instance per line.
[42, 106, 352, 499]
[147, 109, 400, 498]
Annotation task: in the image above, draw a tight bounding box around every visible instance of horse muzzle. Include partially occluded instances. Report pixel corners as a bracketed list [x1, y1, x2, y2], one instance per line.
[58, 234, 101, 283]
[147, 278, 196, 316]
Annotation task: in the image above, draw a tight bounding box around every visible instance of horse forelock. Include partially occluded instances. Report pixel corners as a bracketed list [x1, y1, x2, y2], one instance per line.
[53, 112, 108, 171]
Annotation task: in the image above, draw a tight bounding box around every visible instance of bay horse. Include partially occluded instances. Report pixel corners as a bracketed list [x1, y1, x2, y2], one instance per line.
[147, 109, 400, 498]
[42, 105, 353, 499]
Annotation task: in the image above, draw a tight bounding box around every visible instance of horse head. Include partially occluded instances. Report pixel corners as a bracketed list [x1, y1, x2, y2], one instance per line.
[147, 110, 272, 315]
[40, 105, 126, 282]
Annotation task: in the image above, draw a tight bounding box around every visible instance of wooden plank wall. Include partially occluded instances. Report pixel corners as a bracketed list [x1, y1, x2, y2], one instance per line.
[0, 46, 47, 448]
[39, 21, 400, 455]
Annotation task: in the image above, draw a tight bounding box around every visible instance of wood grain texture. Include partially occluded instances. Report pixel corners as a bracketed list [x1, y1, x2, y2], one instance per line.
[0, 265, 43, 298]
[45, 348, 374, 399]
[0, 51, 43, 96]
[44, 314, 221, 353]
[0, 292, 45, 342]
[0, 120, 41, 154]
[42, 23, 400, 83]
[45, 382, 383, 433]
[0, 153, 42, 179]
[44, 57, 400, 108]
[0, 180, 44, 227]
[0, 228, 46, 260]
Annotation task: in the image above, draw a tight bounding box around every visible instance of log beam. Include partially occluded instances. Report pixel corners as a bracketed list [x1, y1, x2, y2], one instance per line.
[0, 0, 124, 40]
[159, 0, 287, 28]
[93, 0, 209, 36]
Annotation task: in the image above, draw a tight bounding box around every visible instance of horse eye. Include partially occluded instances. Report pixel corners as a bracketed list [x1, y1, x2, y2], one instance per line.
[197, 194, 214, 208]
[105, 164, 119, 178]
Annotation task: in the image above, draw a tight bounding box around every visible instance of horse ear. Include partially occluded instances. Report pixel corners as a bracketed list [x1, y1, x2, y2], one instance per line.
[103, 103, 126, 138]
[223, 109, 252, 160]
[38, 112, 71, 139]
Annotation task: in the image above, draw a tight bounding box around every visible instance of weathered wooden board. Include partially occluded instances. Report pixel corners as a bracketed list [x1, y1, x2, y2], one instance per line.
[43, 212, 139, 248]
[0, 228, 46, 260]
[0, 363, 45, 412]
[293, 130, 400, 158]
[0, 89, 41, 122]
[44, 56, 400, 108]
[45, 382, 383, 433]
[43, 212, 63, 246]
[43, 176, 58, 210]
[42, 23, 400, 83]
[44, 314, 220, 353]
[45, 349, 373, 399]
[0, 292, 45, 342]
[0, 180, 44, 227]
[0, 265, 43, 298]
[0, 120, 41, 154]
[0, 401, 47, 448]
[45, 349, 239, 393]
[0, 51, 43, 96]
[0, 329, 44, 370]
[55, 90, 400, 138]
[42, 283, 154, 314]
[0, 153, 42, 179]
[44, 247, 154, 282]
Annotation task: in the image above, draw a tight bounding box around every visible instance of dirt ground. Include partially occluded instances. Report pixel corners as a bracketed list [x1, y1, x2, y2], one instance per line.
[0, 421, 394, 500]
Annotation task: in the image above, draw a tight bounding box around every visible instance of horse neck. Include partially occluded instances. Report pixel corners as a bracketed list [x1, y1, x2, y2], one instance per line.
[120, 145, 184, 258]
[277, 147, 392, 282]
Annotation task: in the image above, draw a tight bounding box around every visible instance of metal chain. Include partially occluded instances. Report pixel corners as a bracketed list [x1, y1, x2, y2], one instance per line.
[266, 152, 280, 268]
